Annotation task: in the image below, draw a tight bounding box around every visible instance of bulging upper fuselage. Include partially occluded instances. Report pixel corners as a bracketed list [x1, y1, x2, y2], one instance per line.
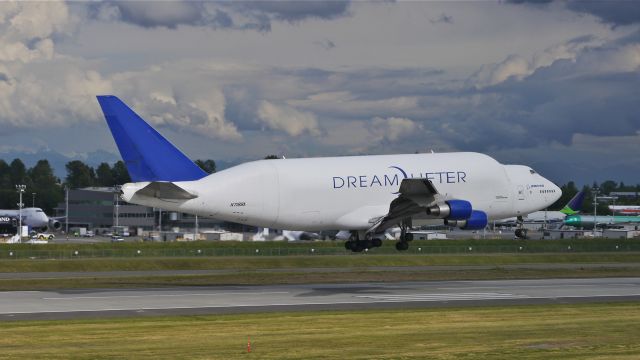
[0, 208, 51, 230]
[122, 152, 561, 231]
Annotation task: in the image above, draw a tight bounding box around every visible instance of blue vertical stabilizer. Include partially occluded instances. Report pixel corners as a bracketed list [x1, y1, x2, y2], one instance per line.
[96, 95, 207, 182]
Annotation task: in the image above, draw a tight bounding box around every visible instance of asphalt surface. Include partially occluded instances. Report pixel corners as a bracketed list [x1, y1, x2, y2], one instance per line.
[1, 277, 639, 320]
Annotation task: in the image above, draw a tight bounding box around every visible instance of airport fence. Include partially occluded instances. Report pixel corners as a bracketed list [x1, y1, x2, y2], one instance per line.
[1, 241, 640, 259]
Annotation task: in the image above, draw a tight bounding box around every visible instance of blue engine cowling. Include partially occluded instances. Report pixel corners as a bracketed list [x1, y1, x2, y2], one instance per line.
[445, 200, 472, 220]
[461, 210, 488, 230]
[427, 199, 473, 220]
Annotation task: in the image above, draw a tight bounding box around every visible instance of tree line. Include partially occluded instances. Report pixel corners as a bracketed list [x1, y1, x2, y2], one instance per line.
[549, 180, 640, 214]
[0, 158, 216, 214]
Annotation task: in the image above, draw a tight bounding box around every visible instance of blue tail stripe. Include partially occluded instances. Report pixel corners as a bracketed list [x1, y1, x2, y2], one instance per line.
[97, 95, 207, 182]
[568, 190, 586, 212]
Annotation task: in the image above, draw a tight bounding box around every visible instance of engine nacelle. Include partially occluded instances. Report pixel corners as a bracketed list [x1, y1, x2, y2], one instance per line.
[461, 210, 488, 230]
[49, 219, 62, 230]
[427, 199, 472, 220]
[445, 210, 488, 230]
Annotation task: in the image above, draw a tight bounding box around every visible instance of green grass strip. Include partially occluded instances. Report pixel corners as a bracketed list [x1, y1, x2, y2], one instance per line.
[1, 302, 639, 359]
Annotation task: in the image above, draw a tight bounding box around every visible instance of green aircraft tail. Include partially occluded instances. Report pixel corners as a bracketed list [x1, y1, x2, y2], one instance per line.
[560, 190, 586, 215]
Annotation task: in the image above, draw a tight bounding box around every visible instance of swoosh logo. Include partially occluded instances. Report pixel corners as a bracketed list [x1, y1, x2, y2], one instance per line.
[389, 166, 408, 194]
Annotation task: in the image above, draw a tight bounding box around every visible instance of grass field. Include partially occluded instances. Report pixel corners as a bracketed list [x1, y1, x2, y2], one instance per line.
[1, 303, 639, 359]
[0, 252, 639, 290]
[1, 238, 639, 260]
[1, 253, 640, 273]
[1, 267, 640, 291]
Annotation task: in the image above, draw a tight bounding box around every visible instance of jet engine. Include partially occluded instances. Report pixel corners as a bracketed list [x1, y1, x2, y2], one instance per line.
[49, 219, 62, 231]
[445, 210, 488, 230]
[427, 199, 472, 220]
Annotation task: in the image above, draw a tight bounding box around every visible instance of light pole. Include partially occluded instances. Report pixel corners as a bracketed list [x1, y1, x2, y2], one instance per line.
[32, 192, 36, 207]
[592, 187, 599, 237]
[65, 186, 69, 240]
[195, 215, 199, 241]
[15, 185, 25, 240]
[113, 189, 119, 228]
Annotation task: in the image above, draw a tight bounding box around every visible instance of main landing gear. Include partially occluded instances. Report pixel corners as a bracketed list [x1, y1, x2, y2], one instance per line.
[344, 231, 383, 253]
[395, 218, 413, 251]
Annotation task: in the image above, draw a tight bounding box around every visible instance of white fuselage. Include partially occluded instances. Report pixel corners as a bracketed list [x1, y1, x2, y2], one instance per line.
[122, 152, 561, 231]
[0, 208, 50, 229]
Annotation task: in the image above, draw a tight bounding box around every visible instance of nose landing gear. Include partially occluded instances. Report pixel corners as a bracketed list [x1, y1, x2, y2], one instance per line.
[514, 216, 528, 239]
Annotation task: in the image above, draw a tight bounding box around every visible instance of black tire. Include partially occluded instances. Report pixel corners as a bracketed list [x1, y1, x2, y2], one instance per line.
[395, 241, 409, 251]
[515, 229, 527, 239]
[344, 241, 353, 250]
[371, 238, 382, 248]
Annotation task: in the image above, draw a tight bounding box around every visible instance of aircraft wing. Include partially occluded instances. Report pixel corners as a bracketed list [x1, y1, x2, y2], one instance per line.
[369, 178, 441, 233]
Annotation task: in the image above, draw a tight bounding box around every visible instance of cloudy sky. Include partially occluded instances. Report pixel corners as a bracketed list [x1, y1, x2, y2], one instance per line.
[0, 1, 639, 185]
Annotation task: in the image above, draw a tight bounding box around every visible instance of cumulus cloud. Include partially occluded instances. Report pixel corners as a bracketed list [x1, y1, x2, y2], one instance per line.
[369, 117, 421, 142]
[429, 13, 453, 25]
[0, 1, 70, 62]
[0, 1, 113, 128]
[566, 1, 640, 27]
[469, 35, 602, 88]
[89, 1, 351, 31]
[1, 0, 638, 184]
[508, 0, 640, 27]
[456, 34, 640, 151]
[100, 1, 201, 29]
[313, 39, 336, 50]
[238, 1, 350, 22]
[257, 101, 320, 136]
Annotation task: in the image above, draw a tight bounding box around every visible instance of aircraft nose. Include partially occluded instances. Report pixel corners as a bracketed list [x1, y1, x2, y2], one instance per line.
[551, 181, 562, 203]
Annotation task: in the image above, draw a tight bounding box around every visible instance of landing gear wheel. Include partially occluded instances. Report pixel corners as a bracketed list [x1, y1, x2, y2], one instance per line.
[395, 241, 409, 251]
[371, 238, 382, 248]
[515, 228, 528, 239]
[345, 231, 369, 252]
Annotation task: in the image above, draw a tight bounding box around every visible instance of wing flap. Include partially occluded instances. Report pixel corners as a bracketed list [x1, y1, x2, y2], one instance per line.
[369, 178, 440, 233]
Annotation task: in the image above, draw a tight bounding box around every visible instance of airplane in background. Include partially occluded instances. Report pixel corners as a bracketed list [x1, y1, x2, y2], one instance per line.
[609, 205, 640, 215]
[563, 215, 640, 229]
[496, 190, 586, 226]
[97, 95, 561, 251]
[0, 208, 61, 232]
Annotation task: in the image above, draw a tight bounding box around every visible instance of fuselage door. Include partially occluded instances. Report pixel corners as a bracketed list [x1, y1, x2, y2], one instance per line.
[517, 185, 525, 200]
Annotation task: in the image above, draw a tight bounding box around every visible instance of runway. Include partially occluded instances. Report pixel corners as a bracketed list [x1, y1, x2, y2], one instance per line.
[2, 277, 639, 320]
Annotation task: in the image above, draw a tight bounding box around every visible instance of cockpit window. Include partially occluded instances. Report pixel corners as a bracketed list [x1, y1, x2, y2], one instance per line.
[36, 210, 43, 213]
[529, 169, 537, 175]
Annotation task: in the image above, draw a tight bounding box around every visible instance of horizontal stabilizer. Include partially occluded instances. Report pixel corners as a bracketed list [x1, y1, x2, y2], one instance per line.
[135, 182, 198, 200]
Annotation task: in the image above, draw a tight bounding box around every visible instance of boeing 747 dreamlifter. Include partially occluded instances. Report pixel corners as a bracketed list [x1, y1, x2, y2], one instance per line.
[97, 96, 561, 251]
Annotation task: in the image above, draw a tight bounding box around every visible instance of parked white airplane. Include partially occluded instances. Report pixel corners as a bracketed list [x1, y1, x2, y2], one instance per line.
[609, 205, 640, 215]
[97, 96, 561, 251]
[0, 208, 60, 232]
